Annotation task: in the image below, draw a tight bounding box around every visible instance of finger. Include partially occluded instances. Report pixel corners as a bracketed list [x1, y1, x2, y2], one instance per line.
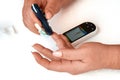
[32, 52, 64, 72]
[39, 0, 47, 10]
[60, 34, 73, 48]
[52, 33, 69, 49]
[33, 43, 60, 60]
[32, 52, 78, 73]
[53, 49, 84, 60]
[30, 8, 43, 33]
[45, 0, 61, 19]
[22, 5, 42, 34]
[22, 6, 38, 34]
[32, 52, 50, 67]
[22, 16, 39, 34]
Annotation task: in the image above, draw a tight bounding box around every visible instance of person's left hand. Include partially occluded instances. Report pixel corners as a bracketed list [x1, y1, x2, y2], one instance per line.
[32, 33, 115, 75]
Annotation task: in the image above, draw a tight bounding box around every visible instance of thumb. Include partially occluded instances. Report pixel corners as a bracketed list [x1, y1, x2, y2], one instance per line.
[53, 49, 83, 60]
[45, 1, 61, 19]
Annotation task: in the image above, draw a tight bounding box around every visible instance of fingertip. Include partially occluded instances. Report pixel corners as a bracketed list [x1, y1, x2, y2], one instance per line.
[45, 11, 53, 19]
[32, 43, 38, 47]
[26, 24, 39, 34]
[31, 52, 43, 64]
[31, 52, 38, 59]
[32, 43, 42, 50]
[31, 51, 35, 54]
[51, 32, 58, 38]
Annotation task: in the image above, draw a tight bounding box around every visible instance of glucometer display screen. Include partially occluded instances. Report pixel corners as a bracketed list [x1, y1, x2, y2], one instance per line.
[64, 27, 87, 43]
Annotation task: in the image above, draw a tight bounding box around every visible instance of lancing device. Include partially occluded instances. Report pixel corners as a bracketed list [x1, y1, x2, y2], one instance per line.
[31, 4, 53, 35]
[34, 23, 59, 51]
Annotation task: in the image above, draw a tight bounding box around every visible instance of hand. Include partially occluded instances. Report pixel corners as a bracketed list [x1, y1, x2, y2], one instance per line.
[32, 33, 74, 60]
[32, 33, 120, 74]
[22, 0, 72, 34]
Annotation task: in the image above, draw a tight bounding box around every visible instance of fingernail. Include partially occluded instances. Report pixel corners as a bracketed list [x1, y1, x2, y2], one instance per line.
[53, 51, 62, 57]
[34, 23, 42, 30]
[46, 12, 52, 19]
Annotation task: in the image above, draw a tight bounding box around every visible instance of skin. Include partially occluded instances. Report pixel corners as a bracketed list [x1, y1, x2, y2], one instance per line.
[22, 0, 73, 34]
[32, 33, 120, 75]
[22, 0, 120, 75]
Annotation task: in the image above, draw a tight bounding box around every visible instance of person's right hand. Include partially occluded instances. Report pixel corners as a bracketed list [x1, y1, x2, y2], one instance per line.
[22, 0, 72, 34]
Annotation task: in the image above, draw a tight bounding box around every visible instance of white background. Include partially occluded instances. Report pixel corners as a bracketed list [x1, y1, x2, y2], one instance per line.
[0, 0, 120, 80]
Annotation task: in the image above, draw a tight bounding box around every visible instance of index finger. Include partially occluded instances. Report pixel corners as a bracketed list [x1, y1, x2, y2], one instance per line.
[33, 43, 60, 60]
[52, 33, 69, 49]
[32, 52, 73, 72]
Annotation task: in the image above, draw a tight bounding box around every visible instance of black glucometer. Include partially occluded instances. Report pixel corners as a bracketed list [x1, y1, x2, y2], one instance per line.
[31, 4, 53, 35]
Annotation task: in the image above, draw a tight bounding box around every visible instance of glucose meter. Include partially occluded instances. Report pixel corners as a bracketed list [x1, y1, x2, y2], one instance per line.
[63, 22, 97, 47]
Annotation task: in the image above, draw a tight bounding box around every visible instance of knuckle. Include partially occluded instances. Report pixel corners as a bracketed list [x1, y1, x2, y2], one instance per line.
[61, 51, 69, 59]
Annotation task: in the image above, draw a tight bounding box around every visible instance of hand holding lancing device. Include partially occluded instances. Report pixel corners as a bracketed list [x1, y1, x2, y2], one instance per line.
[22, 0, 73, 34]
